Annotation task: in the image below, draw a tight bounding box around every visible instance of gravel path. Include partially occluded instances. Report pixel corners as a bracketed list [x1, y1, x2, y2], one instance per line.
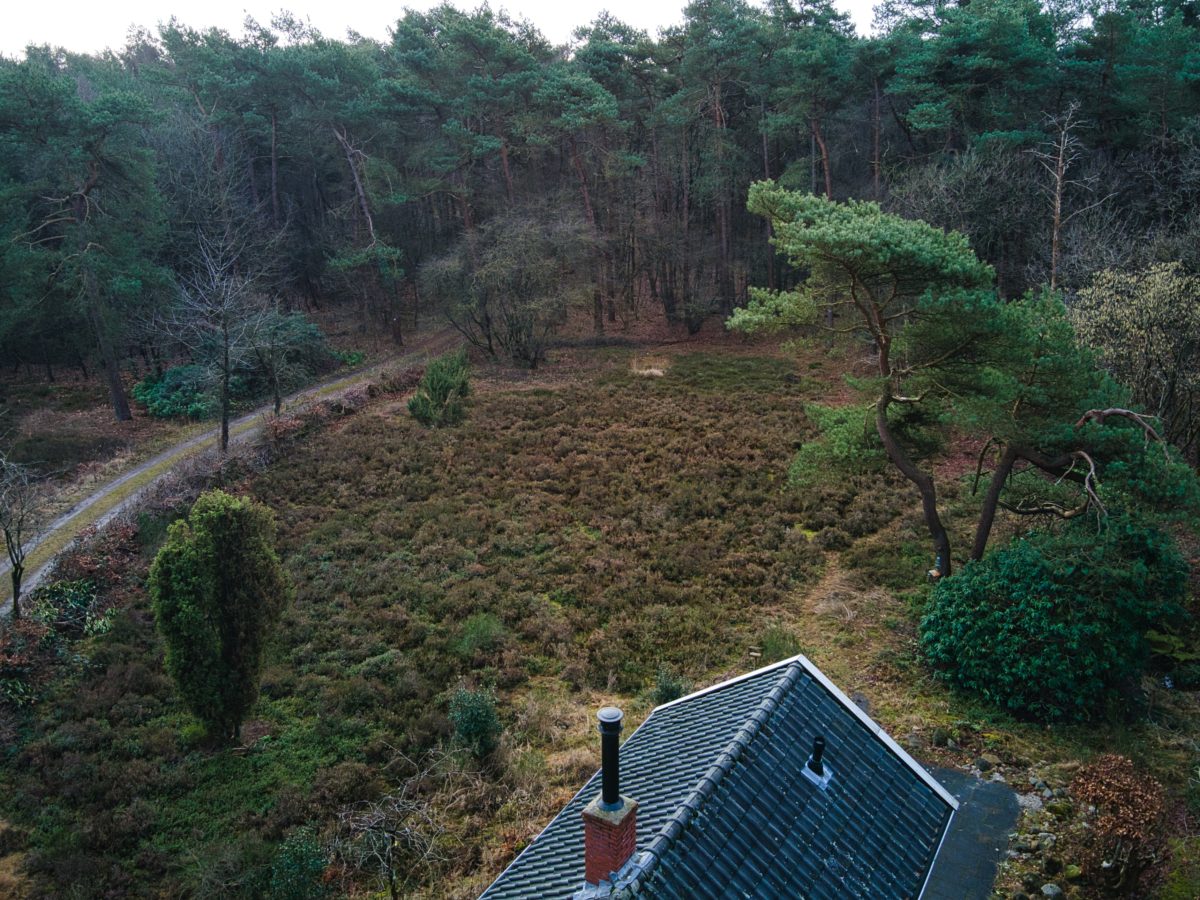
[1, 329, 459, 616]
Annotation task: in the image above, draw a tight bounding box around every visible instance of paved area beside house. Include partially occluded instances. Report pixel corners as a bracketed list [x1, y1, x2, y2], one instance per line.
[923, 767, 1020, 900]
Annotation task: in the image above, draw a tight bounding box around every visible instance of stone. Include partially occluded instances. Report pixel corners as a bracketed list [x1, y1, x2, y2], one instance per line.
[1042, 788, 1054, 800]
[1043, 856, 1063, 876]
[1041, 884, 1063, 898]
[1046, 801, 1073, 819]
[977, 756, 994, 772]
[982, 752, 1002, 767]
[1064, 864, 1082, 882]
[1017, 792, 1045, 813]
[932, 727, 950, 747]
[1022, 874, 1041, 892]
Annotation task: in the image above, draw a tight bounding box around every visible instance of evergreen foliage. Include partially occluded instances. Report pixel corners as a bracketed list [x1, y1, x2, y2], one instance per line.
[132, 365, 216, 419]
[149, 489, 292, 742]
[408, 350, 470, 428]
[269, 828, 329, 900]
[448, 687, 501, 758]
[920, 518, 1189, 722]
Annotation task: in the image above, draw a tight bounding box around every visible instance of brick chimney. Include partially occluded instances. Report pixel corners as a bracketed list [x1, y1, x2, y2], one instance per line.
[581, 707, 638, 886]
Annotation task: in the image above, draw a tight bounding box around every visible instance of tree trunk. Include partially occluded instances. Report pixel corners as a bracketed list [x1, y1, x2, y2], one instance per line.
[86, 271, 132, 421]
[811, 117, 833, 200]
[270, 111, 281, 227]
[1050, 132, 1065, 292]
[220, 323, 231, 454]
[971, 445, 1018, 560]
[499, 141, 515, 206]
[5, 532, 22, 621]
[876, 395, 952, 577]
[333, 127, 376, 244]
[872, 78, 882, 198]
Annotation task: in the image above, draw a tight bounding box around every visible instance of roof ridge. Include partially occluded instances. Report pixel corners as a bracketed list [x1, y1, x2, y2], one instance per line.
[618, 659, 806, 892]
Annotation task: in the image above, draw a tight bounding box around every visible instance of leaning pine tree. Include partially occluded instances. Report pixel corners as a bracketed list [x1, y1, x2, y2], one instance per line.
[731, 182, 1197, 576]
[150, 490, 292, 742]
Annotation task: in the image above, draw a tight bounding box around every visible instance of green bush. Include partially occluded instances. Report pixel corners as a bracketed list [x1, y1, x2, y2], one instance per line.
[652, 665, 691, 705]
[760, 623, 801, 663]
[408, 350, 470, 427]
[269, 828, 328, 900]
[455, 613, 506, 658]
[133, 365, 213, 419]
[149, 490, 293, 742]
[27, 579, 99, 638]
[920, 518, 1189, 722]
[449, 686, 501, 758]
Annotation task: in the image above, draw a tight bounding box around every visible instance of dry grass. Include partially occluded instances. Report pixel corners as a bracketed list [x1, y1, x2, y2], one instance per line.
[630, 354, 671, 377]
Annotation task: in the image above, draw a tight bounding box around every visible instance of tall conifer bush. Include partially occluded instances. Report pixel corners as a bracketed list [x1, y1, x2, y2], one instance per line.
[149, 490, 291, 742]
[409, 350, 470, 427]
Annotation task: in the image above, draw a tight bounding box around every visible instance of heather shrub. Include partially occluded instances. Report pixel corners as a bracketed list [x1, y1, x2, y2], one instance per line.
[408, 350, 469, 427]
[921, 518, 1188, 722]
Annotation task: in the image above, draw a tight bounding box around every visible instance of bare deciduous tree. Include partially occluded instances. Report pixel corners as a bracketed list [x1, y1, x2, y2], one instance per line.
[331, 753, 451, 900]
[167, 227, 272, 453]
[0, 455, 44, 618]
[1030, 103, 1116, 291]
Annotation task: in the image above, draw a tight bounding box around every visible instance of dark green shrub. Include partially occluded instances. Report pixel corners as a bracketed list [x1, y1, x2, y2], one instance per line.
[149, 490, 293, 742]
[921, 518, 1188, 722]
[449, 686, 501, 758]
[269, 828, 328, 900]
[133, 365, 213, 419]
[408, 350, 469, 427]
[27, 579, 104, 638]
[652, 665, 691, 705]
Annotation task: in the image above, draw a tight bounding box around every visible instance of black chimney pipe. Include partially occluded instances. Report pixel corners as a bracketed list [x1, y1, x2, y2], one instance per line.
[808, 735, 826, 776]
[598, 707, 624, 809]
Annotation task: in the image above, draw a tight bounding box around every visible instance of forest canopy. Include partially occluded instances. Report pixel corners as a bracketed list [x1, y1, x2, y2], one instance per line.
[1, 0, 1198, 414]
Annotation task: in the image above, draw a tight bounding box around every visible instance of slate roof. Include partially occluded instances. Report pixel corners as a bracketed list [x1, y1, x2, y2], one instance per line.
[480, 654, 957, 900]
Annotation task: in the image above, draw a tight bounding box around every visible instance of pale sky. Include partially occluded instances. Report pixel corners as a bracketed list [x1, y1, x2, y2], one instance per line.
[1, 0, 877, 59]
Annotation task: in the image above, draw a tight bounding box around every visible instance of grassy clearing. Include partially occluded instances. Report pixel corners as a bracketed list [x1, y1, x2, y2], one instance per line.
[0, 341, 1196, 898]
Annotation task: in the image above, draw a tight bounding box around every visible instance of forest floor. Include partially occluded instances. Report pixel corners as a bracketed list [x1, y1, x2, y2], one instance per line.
[0, 329, 1196, 898]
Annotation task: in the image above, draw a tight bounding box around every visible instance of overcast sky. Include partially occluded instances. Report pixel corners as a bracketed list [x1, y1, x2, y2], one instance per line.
[2, 0, 877, 59]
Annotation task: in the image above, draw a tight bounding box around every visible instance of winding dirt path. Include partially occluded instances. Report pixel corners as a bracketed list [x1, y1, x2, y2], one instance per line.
[1, 329, 459, 615]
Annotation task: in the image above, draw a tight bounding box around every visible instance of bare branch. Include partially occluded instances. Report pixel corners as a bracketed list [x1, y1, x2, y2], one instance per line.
[998, 498, 1090, 518]
[1075, 407, 1165, 445]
